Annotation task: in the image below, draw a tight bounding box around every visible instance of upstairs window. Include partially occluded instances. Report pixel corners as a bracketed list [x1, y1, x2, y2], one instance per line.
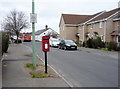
[99, 22, 103, 28]
[90, 24, 93, 29]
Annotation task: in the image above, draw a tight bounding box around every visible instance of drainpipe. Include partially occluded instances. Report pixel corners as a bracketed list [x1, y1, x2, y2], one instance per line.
[104, 21, 107, 42]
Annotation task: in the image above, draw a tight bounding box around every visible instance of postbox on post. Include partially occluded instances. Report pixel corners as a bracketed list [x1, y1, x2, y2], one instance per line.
[42, 36, 50, 52]
[42, 36, 50, 74]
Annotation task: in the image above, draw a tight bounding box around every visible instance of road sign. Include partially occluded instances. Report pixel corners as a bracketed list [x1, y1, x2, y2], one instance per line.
[30, 13, 37, 23]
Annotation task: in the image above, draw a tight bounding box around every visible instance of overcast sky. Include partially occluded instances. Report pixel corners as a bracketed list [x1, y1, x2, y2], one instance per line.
[0, 0, 119, 33]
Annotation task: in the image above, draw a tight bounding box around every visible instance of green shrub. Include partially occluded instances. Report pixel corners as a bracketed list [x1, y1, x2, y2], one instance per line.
[106, 42, 120, 51]
[92, 39, 99, 49]
[92, 37, 103, 49]
[77, 44, 83, 47]
[106, 43, 112, 51]
[97, 37, 102, 47]
[86, 37, 103, 49]
[86, 38, 93, 48]
[83, 42, 86, 47]
[2, 32, 9, 55]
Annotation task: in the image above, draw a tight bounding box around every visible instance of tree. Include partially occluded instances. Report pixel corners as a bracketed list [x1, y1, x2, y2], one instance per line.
[2, 9, 30, 43]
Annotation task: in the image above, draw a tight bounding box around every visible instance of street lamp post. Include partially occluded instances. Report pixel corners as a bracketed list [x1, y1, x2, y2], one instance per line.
[32, 0, 36, 67]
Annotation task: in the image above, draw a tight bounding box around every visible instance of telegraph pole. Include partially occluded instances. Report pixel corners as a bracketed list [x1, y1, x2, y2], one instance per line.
[32, 0, 36, 67]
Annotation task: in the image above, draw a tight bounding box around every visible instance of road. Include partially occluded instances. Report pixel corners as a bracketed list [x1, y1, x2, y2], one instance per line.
[23, 42, 118, 87]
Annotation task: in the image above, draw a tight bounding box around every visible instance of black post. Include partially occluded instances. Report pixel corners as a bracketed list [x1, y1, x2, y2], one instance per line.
[45, 52, 47, 74]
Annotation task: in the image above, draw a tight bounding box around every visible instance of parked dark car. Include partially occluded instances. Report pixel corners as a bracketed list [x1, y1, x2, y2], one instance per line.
[58, 40, 77, 50]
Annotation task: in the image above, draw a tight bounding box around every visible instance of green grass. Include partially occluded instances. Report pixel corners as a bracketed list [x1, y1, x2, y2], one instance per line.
[15, 43, 21, 45]
[26, 63, 51, 78]
[77, 44, 83, 47]
[26, 63, 38, 70]
[99, 48, 115, 51]
[29, 72, 50, 78]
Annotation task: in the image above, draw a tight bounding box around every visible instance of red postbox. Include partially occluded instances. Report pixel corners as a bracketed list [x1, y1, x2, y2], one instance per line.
[42, 36, 50, 52]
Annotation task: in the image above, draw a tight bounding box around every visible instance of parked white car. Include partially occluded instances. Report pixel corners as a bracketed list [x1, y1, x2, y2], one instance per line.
[50, 38, 60, 47]
[11, 36, 22, 43]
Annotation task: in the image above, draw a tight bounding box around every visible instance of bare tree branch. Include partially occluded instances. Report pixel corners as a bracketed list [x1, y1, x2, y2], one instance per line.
[1, 9, 30, 43]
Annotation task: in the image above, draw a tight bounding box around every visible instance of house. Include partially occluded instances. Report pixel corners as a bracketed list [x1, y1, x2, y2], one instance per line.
[59, 12, 105, 43]
[87, 8, 120, 43]
[111, 15, 120, 46]
[35, 28, 59, 41]
[59, 8, 120, 44]
[77, 11, 105, 43]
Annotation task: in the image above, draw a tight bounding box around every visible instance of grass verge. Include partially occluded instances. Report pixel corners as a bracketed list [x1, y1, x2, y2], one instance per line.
[26, 63, 38, 70]
[26, 63, 52, 78]
[99, 48, 115, 51]
[30, 71, 51, 78]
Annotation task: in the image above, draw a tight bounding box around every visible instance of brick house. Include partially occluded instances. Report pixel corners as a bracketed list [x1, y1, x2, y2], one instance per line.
[59, 8, 120, 44]
[111, 15, 120, 44]
[87, 8, 120, 43]
[59, 14, 90, 42]
[59, 12, 104, 43]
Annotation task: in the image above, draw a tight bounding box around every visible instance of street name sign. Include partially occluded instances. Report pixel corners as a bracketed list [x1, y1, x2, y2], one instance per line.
[30, 13, 37, 23]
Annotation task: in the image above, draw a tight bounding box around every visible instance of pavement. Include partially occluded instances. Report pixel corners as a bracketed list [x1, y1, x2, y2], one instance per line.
[2, 43, 70, 88]
[1, 43, 119, 88]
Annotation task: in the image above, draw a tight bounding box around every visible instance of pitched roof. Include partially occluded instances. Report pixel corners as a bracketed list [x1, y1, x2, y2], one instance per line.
[62, 12, 103, 25]
[35, 29, 47, 35]
[90, 8, 120, 22]
[113, 14, 120, 21]
[62, 14, 90, 24]
[35, 28, 58, 35]
[61, 8, 119, 25]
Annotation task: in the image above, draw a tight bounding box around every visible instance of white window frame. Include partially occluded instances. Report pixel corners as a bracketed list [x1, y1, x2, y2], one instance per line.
[99, 22, 103, 28]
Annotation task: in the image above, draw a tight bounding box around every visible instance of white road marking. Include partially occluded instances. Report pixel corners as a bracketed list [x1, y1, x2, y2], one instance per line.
[36, 54, 74, 88]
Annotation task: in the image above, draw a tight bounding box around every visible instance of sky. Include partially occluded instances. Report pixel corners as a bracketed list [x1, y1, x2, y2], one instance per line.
[0, 0, 119, 33]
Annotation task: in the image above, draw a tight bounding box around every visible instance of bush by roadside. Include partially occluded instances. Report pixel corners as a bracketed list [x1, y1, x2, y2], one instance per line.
[84, 37, 104, 48]
[105, 42, 120, 51]
[2, 32, 9, 55]
[78, 37, 120, 51]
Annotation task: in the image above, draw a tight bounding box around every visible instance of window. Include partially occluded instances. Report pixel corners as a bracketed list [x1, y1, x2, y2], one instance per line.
[90, 24, 93, 29]
[99, 22, 103, 28]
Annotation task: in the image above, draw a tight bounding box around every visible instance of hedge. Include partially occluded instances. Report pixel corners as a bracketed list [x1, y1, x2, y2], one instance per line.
[2, 32, 9, 55]
[85, 37, 120, 51]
